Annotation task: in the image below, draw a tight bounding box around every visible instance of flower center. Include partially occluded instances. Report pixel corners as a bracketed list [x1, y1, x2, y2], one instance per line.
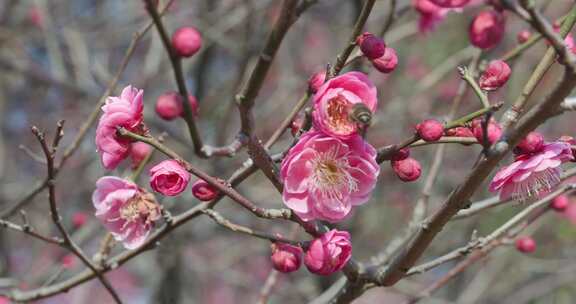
[310, 146, 358, 201]
[119, 192, 160, 225]
[326, 96, 355, 134]
[512, 167, 561, 202]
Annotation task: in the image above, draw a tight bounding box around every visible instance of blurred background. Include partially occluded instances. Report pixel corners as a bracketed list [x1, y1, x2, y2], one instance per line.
[1, 0, 576, 303]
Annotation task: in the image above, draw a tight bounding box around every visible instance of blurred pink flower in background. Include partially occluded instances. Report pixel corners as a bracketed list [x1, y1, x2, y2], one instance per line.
[149, 160, 191, 196]
[312, 72, 377, 139]
[95, 86, 145, 170]
[281, 131, 379, 222]
[413, 0, 456, 33]
[490, 142, 573, 201]
[429, 0, 470, 7]
[304, 229, 352, 275]
[92, 176, 160, 249]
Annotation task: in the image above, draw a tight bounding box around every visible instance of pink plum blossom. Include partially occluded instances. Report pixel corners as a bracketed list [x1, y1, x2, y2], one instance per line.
[149, 160, 191, 196]
[280, 130, 379, 222]
[95, 86, 145, 170]
[270, 243, 303, 273]
[489, 142, 573, 201]
[312, 72, 377, 139]
[92, 176, 161, 249]
[413, 0, 458, 33]
[304, 229, 352, 275]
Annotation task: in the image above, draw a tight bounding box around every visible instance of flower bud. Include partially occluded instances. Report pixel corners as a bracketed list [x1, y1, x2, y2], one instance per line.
[515, 236, 536, 253]
[429, 0, 470, 8]
[155, 92, 199, 120]
[469, 10, 506, 49]
[130, 142, 152, 169]
[416, 119, 444, 142]
[551, 194, 569, 212]
[304, 230, 351, 275]
[391, 148, 410, 161]
[517, 30, 531, 43]
[172, 26, 202, 57]
[191, 180, 219, 201]
[564, 202, 576, 225]
[28, 6, 44, 29]
[515, 132, 544, 155]
[308, 71, 326, 93]
[372, 47, 398, 73]
[559, 136, 576, 162]
[149, 160, 191, 196]
[358, 32, 386, 60]
[445, 126, 474, 138]
[471, 119, 502, 145]
[392, 158, 422, 182]
[479, 60, 511, 91]
[72, 212, 88, 228]
[271, 243, 303, 273]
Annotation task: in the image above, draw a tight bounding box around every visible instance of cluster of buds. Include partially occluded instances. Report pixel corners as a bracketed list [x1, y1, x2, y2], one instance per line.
[357, 32, 398, 74]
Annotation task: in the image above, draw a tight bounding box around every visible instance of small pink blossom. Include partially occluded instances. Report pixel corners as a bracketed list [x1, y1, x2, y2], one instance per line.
[517, 30, 531, 43]
[469, 10, 506, 49]
[129, 142, 152, 169]
[312, 72, 377, 139]
[413, 0, 455, 33]
[304, 229, 352, 275]
[489, 142, 573, 201]
[72, 212, 88, 228]
[551, 194, 569, 212]
[479, 60, 511, 91]
[280, 130, 379, 222]
[96, 86, 145, 170]
[270, 243, 303, 273]
[92, 176, 161, 249]
[515, 132, 544, 155]
[471, 118, 502, 145]
[149, 160, 191, 196]
[155, 91, 199, 121]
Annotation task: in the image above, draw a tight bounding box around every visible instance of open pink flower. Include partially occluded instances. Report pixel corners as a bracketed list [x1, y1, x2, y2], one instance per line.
[149, 160, 190, 196]
[280, 130, 379, 222]
[312, 72, 377, 139]
[96, 86, 145, 170]
[304, 229, 352, 275]
[489, 142, 573, 201]
[92, 176, 161, 249]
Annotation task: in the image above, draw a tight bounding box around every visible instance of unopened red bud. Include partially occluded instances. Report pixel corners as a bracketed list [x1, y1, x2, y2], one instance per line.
[429, 0, 470, 8]
[155, 92, 198, 120]
[271, 243, 303, 273]
[515, 132, 544, 155]
[479, 60, 511, 91]
[308, 71, 326, 94]
[358, 32, 386, 60]
[172, 26, 202, 58]
[469, 10, 506, 50]
[130, 142, 152, 169]
[72, 212, 88, 228]
[191, 180, 219, 201]
[392, 158, 422, 182]
[551, 195, 570, 212]
[472, 119, 502, 145]
[372, 47, 398, 73]
[391, 148, 410, 161]
[517, 30, 531, 43]
[515, 236, 536, 253]
[416, 119, 444, 142]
